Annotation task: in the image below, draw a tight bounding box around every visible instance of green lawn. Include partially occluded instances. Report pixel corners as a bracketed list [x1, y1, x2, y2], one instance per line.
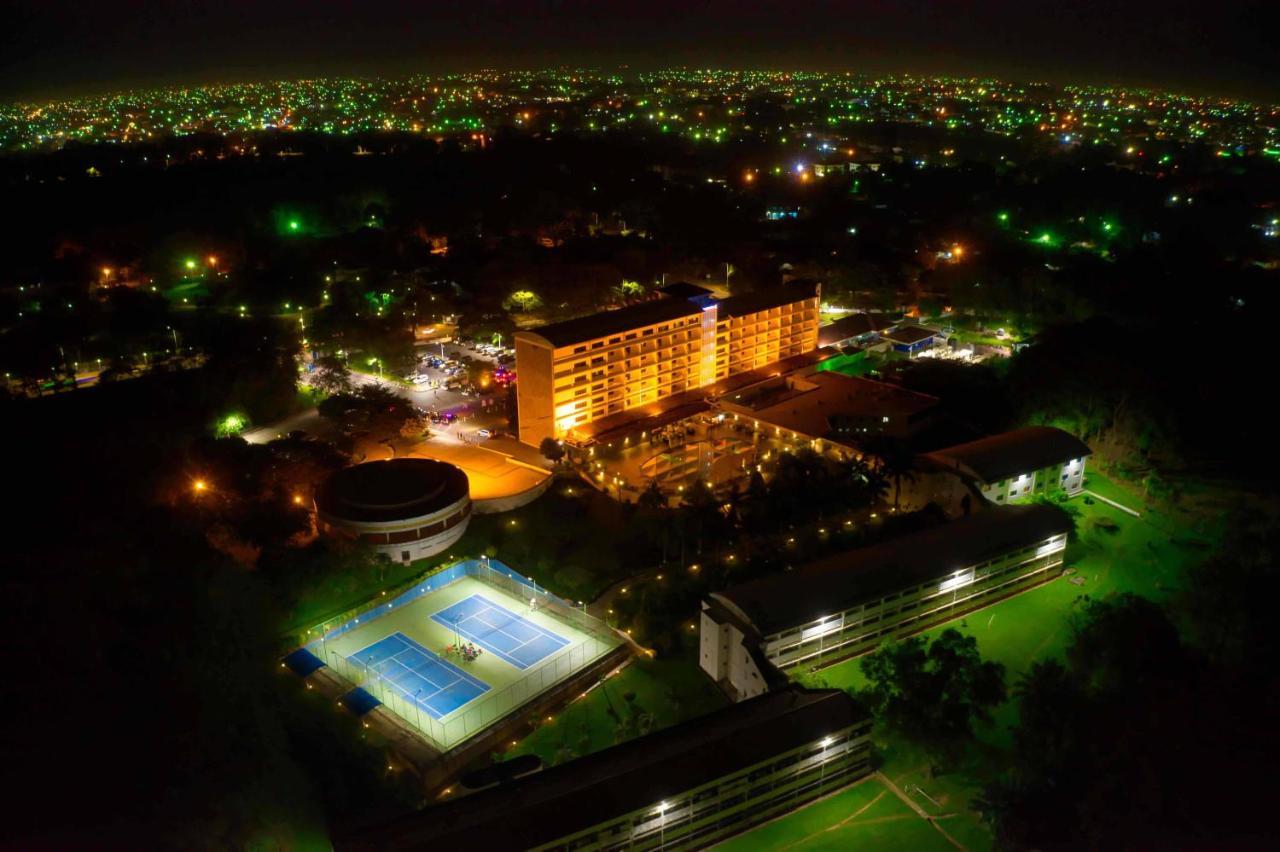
[506, 652, 727, 767]
[715, 777, 954, 852]
[787, 472, 1217, 848]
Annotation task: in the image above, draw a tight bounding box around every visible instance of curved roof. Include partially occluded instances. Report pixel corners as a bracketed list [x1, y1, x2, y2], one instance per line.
[316, 459, 469, 523]
[715, 504, 1071, 635]
[923, 426, 1091, 484]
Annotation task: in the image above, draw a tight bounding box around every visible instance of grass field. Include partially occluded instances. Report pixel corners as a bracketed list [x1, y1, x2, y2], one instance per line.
[506, 651, 728, 765]
[715, 776, 955, 852]
[772, 471, 1218, 849]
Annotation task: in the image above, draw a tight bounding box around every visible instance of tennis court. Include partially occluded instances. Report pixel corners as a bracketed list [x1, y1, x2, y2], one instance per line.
[431, 593, 570, 669]
[349, 631, 489, 719]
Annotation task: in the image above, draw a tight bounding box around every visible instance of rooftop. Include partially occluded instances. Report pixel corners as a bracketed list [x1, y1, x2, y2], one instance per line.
[922, 426, 1092, 484]
[715, 503, 1071, 634]
[518, 298, 702, 349]
[335, 686, 866, 851]
[817, 312, 900, 347]
[657, 281, 715, 300]
[716, 279, 820, 319]
[315, 459, 470, 523]
[883, 324, 937, 345]
[717, 372, 938, 442]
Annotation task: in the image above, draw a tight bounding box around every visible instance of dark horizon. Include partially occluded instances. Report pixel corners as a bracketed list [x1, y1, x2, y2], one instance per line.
[4, 0, 1278, 103]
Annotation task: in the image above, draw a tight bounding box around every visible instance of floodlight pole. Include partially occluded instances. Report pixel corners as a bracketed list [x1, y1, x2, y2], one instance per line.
[413, 689, 423, 728]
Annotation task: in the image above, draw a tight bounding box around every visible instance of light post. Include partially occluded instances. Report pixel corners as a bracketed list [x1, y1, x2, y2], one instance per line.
[413, 688, 424, 728]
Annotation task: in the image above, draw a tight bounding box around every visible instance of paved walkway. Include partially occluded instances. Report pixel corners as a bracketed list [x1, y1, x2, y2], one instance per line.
[1083, 489, 1141, 517]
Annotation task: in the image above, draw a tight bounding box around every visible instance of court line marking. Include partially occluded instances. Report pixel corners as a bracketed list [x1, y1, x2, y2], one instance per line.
[351, 631, 490, 718]
[430, 595, 569, 669]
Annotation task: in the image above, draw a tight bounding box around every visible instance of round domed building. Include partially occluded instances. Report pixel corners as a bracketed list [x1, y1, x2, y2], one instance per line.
[316, 459, 471, 563]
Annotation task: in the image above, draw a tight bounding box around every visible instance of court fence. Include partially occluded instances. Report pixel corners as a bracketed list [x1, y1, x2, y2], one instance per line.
[306, 557, 622, 751]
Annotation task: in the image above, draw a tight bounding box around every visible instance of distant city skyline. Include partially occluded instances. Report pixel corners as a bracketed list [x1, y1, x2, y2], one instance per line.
[3, 0, 1277, 102]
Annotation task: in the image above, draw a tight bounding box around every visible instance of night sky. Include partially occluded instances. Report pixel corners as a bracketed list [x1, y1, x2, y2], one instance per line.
[3, 0, 1277, 101]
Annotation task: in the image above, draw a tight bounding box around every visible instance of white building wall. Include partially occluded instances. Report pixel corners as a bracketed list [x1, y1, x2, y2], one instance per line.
[981, 457, 1088, 503]
[700, 606, 769, 701]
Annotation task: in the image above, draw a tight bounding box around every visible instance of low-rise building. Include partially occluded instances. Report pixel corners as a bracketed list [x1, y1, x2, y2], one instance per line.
[882, 324, 937, 354]
[337, 685, 872, 852]
[817, 312, 900, 348]
[315, 459, 472, 563]
[716, 370, 938, 453]
[923, 426, 1091, 502]
[701, 504, 1071, 698]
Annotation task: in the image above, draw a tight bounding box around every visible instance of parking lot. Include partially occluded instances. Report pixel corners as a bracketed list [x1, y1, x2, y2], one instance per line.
[355, 339, 516, 443]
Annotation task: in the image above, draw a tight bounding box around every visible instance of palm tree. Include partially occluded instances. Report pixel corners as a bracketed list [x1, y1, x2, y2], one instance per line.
[638, 478, 670, 563]
[865, 436, 917, 512]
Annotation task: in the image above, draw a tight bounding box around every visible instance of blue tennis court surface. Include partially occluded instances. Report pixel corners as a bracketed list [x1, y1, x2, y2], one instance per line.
[431, 594, 570, 669]
[349, 632, 489, 719]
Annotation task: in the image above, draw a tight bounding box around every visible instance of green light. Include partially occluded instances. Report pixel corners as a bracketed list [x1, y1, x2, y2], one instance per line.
[288, 220, 300, 231]
[184, 258, 197, 270]
[216, 413, 247, 437]
[997, 211, 1010, 223]
[1102, 221, 1114, 232]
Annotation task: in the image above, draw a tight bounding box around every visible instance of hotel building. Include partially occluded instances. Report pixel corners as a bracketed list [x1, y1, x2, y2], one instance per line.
[700, 504, 1071, 700]
[515, 281, 820, 447]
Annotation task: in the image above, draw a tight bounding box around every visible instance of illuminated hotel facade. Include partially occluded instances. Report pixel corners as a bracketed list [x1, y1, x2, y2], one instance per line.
[515, 281, 820, 447]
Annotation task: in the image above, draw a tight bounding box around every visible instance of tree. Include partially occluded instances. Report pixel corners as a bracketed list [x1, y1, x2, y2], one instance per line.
[539, 437, 566, 465]
[977, 593, 1280, 849]
[860, 629, 1006, 774]
[504, 289, 542, 312]
[311, 354, 352, 396]
[865, 436, 917, 511]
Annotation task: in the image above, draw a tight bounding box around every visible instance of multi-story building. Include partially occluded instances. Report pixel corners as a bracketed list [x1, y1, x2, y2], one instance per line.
[515, 281, 820, 447]
[922, 426, 1092, 502]
[336, 685, 872, 852]
[712, 286, 821, 380]
[701, 504, 1071, 700]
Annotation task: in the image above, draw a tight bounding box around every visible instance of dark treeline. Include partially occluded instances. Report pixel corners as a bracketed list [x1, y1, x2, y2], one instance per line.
[0, 371, 422, 848]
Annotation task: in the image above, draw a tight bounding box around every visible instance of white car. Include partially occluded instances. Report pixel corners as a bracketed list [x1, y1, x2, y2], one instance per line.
[412, 374, 432, 385]
[476, 428, 492, 439]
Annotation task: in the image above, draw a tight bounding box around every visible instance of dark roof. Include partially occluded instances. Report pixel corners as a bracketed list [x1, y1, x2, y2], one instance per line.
[718, 372, 937, 442]
[923, 427, 1092, 484]
[883, 324, 936, 345]
[315, 459, 469, 523]
[817, 312, 900, 346]
[522, 298, 702, 348]
[658, 281, 715, 300]
[716, 504, 1071, 634]
[335, 686, 866, 851]
[716, 280, 820, 319]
